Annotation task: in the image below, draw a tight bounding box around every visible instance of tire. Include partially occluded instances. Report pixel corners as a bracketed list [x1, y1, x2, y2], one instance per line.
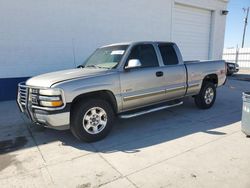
[194, 82, 216, 109]
[70, 99, 115, 142]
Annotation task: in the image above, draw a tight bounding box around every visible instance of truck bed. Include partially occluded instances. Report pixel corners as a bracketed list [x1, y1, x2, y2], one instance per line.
[184, 60, 226, 96]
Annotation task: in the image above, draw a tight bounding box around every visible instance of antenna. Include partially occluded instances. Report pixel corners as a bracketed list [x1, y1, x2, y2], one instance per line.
[72, 38, 77, 67]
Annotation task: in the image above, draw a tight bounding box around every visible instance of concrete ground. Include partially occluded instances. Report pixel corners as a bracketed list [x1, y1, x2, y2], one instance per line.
[0, 77, 250, 188]
[231, 68, 250, 82]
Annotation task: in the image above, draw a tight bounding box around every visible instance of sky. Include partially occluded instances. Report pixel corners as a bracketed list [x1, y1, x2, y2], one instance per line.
[224, 0, 250, 48]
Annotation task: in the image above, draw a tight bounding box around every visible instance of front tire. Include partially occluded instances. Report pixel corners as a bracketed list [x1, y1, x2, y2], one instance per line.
[194, 82, 216, 109]
[70, 99, 114, 142]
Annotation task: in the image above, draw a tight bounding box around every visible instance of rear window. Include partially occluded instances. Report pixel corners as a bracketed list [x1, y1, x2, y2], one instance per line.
[159, 44, 179, 65]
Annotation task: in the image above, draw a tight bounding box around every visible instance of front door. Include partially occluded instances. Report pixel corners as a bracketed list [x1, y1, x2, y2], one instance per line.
[120, 44, 166, 111]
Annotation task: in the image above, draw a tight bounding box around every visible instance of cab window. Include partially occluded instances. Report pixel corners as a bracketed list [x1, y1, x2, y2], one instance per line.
[159, 44, 179, 65]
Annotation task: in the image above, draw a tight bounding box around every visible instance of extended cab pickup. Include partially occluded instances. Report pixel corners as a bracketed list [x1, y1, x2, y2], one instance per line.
[17, 42, 227, 142]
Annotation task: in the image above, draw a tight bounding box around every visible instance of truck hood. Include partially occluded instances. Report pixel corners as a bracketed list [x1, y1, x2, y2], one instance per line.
[26, 68, 110, 88]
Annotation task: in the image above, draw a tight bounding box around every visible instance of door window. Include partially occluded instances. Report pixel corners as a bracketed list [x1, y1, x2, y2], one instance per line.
[127, 44, 159, 68]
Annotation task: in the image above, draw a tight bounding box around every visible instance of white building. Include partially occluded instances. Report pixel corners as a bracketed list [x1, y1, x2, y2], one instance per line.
[0, 0, 228, 100]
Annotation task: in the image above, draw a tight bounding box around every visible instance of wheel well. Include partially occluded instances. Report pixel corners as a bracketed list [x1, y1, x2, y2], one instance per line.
[71, 90, 118, 113]
[202, 74, 218, 86]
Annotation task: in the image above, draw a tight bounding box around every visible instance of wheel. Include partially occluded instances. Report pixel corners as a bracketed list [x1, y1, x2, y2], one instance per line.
[70, 99, 115, 142]
[194, 82, 216, 109]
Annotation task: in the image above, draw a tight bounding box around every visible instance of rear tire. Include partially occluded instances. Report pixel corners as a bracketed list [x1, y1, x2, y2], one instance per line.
[194, 82, 216, 109]
[70, 99, 114, 142]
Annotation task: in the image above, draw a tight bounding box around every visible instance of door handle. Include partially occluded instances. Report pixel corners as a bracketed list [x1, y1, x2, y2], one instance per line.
[156, 71, 164, 77]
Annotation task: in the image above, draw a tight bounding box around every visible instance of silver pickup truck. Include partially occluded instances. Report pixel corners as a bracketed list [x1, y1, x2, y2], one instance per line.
[17, 41, 227, 142]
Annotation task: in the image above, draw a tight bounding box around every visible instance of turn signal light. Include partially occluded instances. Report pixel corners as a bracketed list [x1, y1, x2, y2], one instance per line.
[40, 100, 63, 107]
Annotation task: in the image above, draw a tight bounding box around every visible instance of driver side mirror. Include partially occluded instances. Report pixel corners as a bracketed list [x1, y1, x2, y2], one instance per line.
[125, 59, 142, 70]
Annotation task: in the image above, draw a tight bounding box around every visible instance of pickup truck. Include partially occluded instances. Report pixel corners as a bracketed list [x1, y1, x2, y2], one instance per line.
[17, 41, 227, 142]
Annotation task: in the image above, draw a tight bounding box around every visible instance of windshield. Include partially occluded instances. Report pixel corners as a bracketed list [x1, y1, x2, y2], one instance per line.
[82, 45, 128, 69]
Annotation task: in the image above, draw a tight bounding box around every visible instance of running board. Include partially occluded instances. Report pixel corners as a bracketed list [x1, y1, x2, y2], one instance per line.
[119, 101, 183, 119]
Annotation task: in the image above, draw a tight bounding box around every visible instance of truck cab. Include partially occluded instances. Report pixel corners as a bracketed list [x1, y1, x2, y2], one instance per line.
[118, 42, 186, 111]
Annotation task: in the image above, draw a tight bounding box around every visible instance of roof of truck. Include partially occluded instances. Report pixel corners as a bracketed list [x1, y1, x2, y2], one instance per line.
[102, 41, 175, 48]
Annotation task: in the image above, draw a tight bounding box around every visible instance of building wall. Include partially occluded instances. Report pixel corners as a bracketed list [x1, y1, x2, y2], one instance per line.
[0, 0, 173, 79]
[175, 0, 228, 60]
[0, 0, 228, 100]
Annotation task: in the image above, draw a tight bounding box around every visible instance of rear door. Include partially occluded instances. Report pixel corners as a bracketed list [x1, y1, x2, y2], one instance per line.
[120, 44, 166, 111]
[157, 43, 187, 100]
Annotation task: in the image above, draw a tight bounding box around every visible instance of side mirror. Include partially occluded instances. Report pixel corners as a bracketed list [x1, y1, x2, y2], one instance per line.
[125, 59, 142, 70]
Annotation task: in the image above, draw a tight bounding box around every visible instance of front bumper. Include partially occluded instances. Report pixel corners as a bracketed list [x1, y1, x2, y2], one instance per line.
[227, 65, 239, 74]
[230, 68, 239, 73]
[17, 82, 70, 130]
[34, 111, 70, 130]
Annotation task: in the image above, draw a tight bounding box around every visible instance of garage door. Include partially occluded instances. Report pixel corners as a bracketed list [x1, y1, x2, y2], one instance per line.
[173, 4, 212, 61]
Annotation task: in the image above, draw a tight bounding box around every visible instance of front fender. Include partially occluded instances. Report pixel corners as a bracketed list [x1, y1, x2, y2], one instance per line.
[52, 72, 123, 112]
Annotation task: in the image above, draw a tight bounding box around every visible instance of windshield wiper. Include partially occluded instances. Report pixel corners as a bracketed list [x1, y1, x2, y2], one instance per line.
[85, 65, 111, 69]
[85, 65, 101, 69]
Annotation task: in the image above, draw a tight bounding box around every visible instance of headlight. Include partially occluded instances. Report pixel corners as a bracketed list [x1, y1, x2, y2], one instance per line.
[39, 88, 62, 96]
[31, 88, 64, 108]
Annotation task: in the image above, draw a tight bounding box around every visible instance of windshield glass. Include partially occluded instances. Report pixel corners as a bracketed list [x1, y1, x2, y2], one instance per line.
[82, 45, 128, 69]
